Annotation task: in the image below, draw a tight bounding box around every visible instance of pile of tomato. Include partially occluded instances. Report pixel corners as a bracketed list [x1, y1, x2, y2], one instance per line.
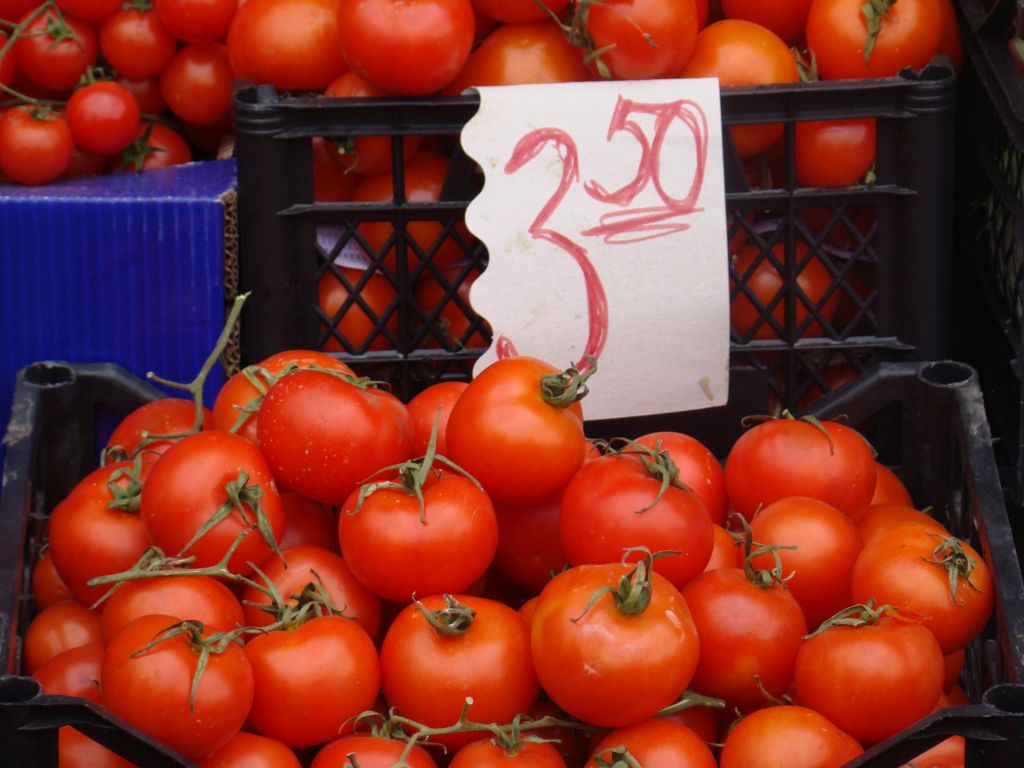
[23, 314, 993, 767]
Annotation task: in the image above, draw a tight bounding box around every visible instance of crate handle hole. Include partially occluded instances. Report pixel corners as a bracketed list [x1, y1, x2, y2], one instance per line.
[23, 363, 76, 388]
[0, 676, 42, 704]
[917, 361, 973, 388]
[983, 683, 1024, 715]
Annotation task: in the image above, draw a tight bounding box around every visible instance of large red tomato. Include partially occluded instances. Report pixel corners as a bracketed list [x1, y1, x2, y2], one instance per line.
[796, 119, 876, 188]
[719, 705, 864, 767]
[585, 719, 717, 768]
[311, 736, 438, 768]
[318, 266, 399, 352]
[634, 431, 727, 525]
[581, 0, 700, 80]
[13, 12, 98, 93]
[494, 496, 569, 593]
[405, 380, 468, 457]
[721, 0, 815, 45]
[24, 600, 103, 675]
[450, 738, 567, 767]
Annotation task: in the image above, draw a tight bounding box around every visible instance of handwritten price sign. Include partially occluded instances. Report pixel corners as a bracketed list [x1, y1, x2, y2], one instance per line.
[461, 79, 730, 421]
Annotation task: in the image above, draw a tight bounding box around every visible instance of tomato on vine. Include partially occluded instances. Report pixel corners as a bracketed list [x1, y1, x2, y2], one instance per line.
[66, 80, 141, 156]
[13, 10, 98, 93]
[0, 106, 73, 185]
[100, 1, 177, 80]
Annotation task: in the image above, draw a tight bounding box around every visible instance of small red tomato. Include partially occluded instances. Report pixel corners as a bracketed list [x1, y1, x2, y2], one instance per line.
[67, 81, 141, 155]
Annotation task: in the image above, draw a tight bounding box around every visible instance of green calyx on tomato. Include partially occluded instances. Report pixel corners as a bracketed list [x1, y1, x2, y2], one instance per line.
[793, 47, 818, 82]
[804, 597, 906, 639]
[40, 8, 80, 46]
[104, 454, 147, 513]
[414, 593, 477, 637]
[539, 355, 597, 408]
[861, 0, 898, 69]
[733, 512, 798, 590]
[922, 534, 984, 606]
[122, 0, 155, 12]
[592, 745, 644, 768]
[606, 437, 693, 514]
[574, 547, 677, 620]
[743, 409, 838, 455]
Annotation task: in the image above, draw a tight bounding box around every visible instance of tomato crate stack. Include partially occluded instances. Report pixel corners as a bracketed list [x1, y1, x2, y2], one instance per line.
[0, 359, 1021, 766]
[233, 68, 956, 451]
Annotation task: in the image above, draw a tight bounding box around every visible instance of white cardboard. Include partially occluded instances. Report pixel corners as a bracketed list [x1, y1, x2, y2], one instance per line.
[461, 79, 730, 420]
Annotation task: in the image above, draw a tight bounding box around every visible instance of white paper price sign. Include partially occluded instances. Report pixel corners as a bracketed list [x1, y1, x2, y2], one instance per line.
[460, 78, 730, 421]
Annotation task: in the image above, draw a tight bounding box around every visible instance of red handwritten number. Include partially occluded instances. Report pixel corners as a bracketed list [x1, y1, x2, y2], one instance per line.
[500, 128, 609, 369]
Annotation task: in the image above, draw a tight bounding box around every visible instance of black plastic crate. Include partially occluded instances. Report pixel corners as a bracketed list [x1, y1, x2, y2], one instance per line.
[1, 359, 1023, 766]
[233, 68, 956, 450]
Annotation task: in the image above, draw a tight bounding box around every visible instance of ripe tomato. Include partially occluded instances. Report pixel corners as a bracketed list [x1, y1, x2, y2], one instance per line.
[24, 600, 103, 674]
[470, 0, 569, 23]
[532, 562, 699, 727]
[14, 12, 98, 93]
[318, 266, 399, 352]
[140, 431, 286, 574]
[55, 0, 121, 20]
[100, 574, 244, 643]
[105, 397, 208, 461]
[241, 545, 382, 637]
[337, 0, 475, 95]
[0, 0, 36, 21]
[311, 735, 438, 768]
[313, 137, 359, 201]
[900, 735, 965, 768]
[793, 612, 944, 744]
[278, 492, 339, 551]
[796, 119, 876, 188]
[494, 496, 569, 592]
[586, 719, 716, 768]
[352, 151, 468, 274]
[582, 0, 700, 80]
[704, 523, 743, 571]
[719, 704, 863, 767]
[749, 496, 864, 629]
[806, 0, 945, 80]
[850, 522, 993, 653]
[32, 641, 104, 702]
[381, 594, 540, 750]
[446, 356, 588, 506]
[871, 462, 914, 506]
[414, 264, 491, 351]
[682, 20, 797, 157]
[66, 81, 140, 156]
[559, 453, 714, 590]
[246, 614, 381, 747]
[153, 0, 237, 43]
[634, 431, 727, 525]
[100, 6, 176, 80]
[58, 727, 134, 768]
[0, 107, 73, 186]
[258, 369, 415, 505]
[406, 380, 468, 456]
[857, 503, 947, 545]
[721, 0, 814, 45]
[228, 0, 348, 91]
[724, 416, 877, 521]
[113, 122, 193, 172]
[339, 469, 499, 602]
[730, 242, 841, 341]
[324, 71, 424, 176]
[102, 614, 253, 760]
[450, 738, 567, 767]
[682, 566, 807, 707]
[32, 549, 72, 610]
[660, 705, 720, 744]
[210, 349, 353, 444]
[943, 647, 965, 691]
[199, 732, 302, 768]
[160, 43, 233, 126]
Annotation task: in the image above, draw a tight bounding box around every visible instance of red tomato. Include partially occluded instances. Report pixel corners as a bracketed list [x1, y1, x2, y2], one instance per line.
[14, 12, 98, 93]
[258, 370, 415, 505]
[851, 522, 994, 653]
[58, 727, 134, 768]
[634, 431, 727, 525]
[749, 496, 864, 629]
[582, 0, 700, 80]
[66, 81, 140, 156]
[199, 732, 302, 768]
[352, 151, 468, 274]
[245, 614, 380, 747]
[0, 0, 36, 22]
[102, 614, 253, 760]
[46, 460, 152, 605]
[871, 462, 914, 507]
[944, 647, 965, 691]
[241, 545, 382, 637]
[153, 0, 237, 43]
[704, 523, 743, 571]
[55, 0, 121, 19]
[140, 431, 286, 574]
[451, 739, 567, 767]
[100, 6, 176, 80]
[100, 574, 244, 643]
[115, 73, 168, 115]
[494, 496, 569, 592]
[210, 350, 353, 444]
[796, 119, 876, 188]
[313, 137, 359, 201]
[228, 0, 348, 91]
[793, 612, 944, 744]
[160, 43, 233, 126]
[406, 380, 468, 456]
[381, 594, 540, 750]
[900, 735, 965, 768]
[113, 122, 193, 171]
[586, 719, 717, 767]
[719, 704, 863, 767]
[339, 470, 499, 602]
[682, 20, 798, 157]
[721, 0, 814, 45]
[32, 550, 72, 610]
[730, 241, 841, 341]
[661, 705, 720, 744]
[806, 0, 945, 80]
[446, 356, 588, 506]
[32, 642, 104, 702]
[318, 266, 399, 352]
[532, 562, 699, 727]
[311, 736, 438, 768]
[278, 492, 339, 551]
[559, 453, 714, 590]
[105, 397, 208, 460]
[724, 416, 877, 521]
[470, 0, 569, 23]
[414, 264, 491, 351]
[24, 600, 103, 675]
[0, 107, 73, 185]
[324, 71, 424, 176]
[337, 0, 475, 95]
[857, 502, 948, 545]
[682, 566, 807, 708]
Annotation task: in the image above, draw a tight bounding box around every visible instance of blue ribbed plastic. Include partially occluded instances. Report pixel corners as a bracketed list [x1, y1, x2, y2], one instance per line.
[0, 160, 235, 461]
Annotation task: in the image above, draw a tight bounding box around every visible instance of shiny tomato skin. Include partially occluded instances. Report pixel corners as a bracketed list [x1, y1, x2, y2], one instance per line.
[199, 731, 302, 768]
[24, 600, 103, 675]
[451, 738, 567, 767]
[32, 550, 72, 610]
[446, 356, 587, 506]
[531, 564, 699, 728]
[871, 462, 914, 507]
[14, 13, 98, 93]
[278, 492, 339, 551]
[337, 0, 475, 95]
[58, 727, 134, 768]
[66, 81, 140, 156]
[584, 0, 700, 80]
[311, 736, 438, 768]
[704, 523, 743, 571]
[32, 642, 104, 702]
[719, 704, 863, 767]
[494, 496, 569, 592]
[721, 0, 814, 45]
[160, 43, 234, 126]
[796, 119, 876, 188]
[100, 8, 176, 81]
[585, 719, 717, 768]
[244, 615, 381, 748]
[153, 0, 237, 43]
[105, 397, 208, 458]
[406, 380, 468, 457]
[112, 122, 193, 171]
[55, 0, 121, 20]
[470, 0, 569, 23]
[0, 107, 73, 186]
[634, 431, 727, 525]
[857, 503, 948, 545]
